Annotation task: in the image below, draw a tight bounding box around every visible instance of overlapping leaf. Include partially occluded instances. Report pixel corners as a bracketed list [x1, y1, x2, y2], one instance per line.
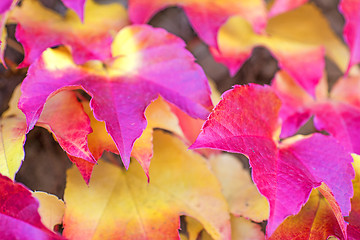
[0, 174, 64, 239]
[209, 154, 269, 222]
[61, 0, 86, 21]
[191, 84, 354, 236]
[272, 70, 360, 155]
[339, 0, 360, 73]
[268, 0, 308, 17]
[270, 188, 345, 240]
[19, 25, 213, 169]
[63, 131, 231, 240]
[1, 86, 94, 180]
[79, 96, 185, 181]
[128, 0, 267, 47]
[10, 0, 129, 67]
[212, 3, 348, 96]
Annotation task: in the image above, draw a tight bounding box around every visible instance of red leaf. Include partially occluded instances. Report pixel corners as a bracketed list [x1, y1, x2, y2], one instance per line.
[191, 84, 354, 237]
[38, 90, 95, 164]
[0, 175, 64, 239]
[339, 0, 360, 73]
[128, 0, 267, 47]
[19, 25, 212, 169]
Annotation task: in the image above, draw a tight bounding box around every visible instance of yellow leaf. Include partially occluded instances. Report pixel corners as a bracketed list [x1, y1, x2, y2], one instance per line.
[266, 3, 349, 72]
[32, 191, 65, 231]
[230, 216, 265, 240]
[210, 154, 269, 222]
[63, 131, 231, 240]
[0, 85, 26, 179]
[185, 216, 204, 240]
[0, 117, 26, 178]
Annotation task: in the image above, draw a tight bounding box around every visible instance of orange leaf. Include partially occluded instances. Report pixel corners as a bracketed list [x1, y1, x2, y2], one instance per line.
[63, 131, 231, 240]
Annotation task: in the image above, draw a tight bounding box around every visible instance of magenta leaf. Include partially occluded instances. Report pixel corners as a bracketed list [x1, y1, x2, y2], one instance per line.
[339, 0, 360, 73]
[0, 175, 64, 239]
[19, 25, 212, 169]
[191, 84, 354, 237]
[61, 0, 86, 21]
[268, 0, 309, 17]
[272, 71, 360, 155]
[128, 0, 267, 48]
[0, 0, 12, 14]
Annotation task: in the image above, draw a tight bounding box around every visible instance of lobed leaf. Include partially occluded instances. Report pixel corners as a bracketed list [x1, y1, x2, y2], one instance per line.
[128, 0, 267, 47]
[213, 3, 348, 96]
[191, 84, 354, 236]
[10, 0, 129, 67]
[272, 71, 360, 155]
[1, 86, 94, 180]
[63, 131, 231, 240]
[19, 25, 213, 169]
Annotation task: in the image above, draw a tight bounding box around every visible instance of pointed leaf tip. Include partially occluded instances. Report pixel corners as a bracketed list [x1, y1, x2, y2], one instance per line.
[19, 25, 212, 171]
[191, 84, 354, 237]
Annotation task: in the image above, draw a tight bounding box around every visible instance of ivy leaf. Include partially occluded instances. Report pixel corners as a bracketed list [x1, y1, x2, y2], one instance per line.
[79, 96, 185, 181]
[272, 71, 360, 155]
[61, 0, 86, 21]
[268, 0, 308, 17]
[339, 0, 360, 73]
[63, 131, 231, 240]
[0, 175, 64, 239]
[191, 84, 354, 236]
[1, 86, 94, 180]
[10, 0, 129, 67]
[213, 3, 348, 96]
[128, 0, 267, 47]
[270, 188, 346, 240]
[19, 25, 213, 169]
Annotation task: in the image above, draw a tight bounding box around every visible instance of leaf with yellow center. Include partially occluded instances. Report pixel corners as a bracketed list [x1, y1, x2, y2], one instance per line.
[63, 131, 231, 240]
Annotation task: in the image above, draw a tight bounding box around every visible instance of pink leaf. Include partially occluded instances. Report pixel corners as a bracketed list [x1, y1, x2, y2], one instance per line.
[10, 0, 129, 66]
[272, 71, 360, 154]
[61, 0, 86, 21]
[339, 0, 360, 73]
[38, 90, 95, 164]
[0, 0, 12, 14]
[191, 84, 354, 237]
[128, 0, 267, 47]
[268, 0, 309, 17]
[0, 175, 64, 239]
[19, 25, 212, 169]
